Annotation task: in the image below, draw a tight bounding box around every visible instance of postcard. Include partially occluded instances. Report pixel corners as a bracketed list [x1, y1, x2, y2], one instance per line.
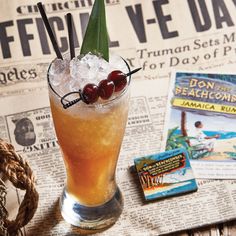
[134, 148, 198, 201]
[162, 71, 236, 179]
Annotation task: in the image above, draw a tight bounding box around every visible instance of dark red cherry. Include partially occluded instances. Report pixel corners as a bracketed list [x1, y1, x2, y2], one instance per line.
[82, 83, 99, 104]
[98, 79, 115, 100]
[107, 70, 127, 92]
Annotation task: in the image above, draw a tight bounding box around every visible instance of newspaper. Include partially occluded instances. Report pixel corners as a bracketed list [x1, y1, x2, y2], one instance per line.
[1, 80, 236, 236]
[1, 0, 236, 235]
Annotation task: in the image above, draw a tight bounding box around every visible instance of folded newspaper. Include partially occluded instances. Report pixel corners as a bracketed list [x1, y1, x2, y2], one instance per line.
[1, 0, 236, 235]
[1, 80, 236, 236]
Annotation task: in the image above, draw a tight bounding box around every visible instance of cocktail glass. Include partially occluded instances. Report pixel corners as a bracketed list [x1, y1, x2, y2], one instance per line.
[47, 52, 131, 230]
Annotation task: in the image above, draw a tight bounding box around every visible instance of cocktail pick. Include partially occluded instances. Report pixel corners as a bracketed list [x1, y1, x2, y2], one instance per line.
[126, 68, 142, 77]
[37, 2, 63, 60]
[60, 67, 142, 109]
[66, 13, 75, 60]
[60, 91, 83, 109]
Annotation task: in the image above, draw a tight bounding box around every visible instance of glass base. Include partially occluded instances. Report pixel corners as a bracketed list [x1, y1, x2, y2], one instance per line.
[60, 187, 123, 230]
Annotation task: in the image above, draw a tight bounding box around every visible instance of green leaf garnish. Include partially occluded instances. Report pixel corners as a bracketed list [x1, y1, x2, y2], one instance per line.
[80, 0, 109, 61]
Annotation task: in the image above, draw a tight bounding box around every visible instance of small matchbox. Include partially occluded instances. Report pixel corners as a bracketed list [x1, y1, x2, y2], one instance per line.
[134, 148, 198, 201]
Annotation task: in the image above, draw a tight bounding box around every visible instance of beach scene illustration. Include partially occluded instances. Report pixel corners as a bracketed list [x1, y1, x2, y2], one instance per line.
[166, 110, 236, 161]
[134, 148, 198, 200]
[164, 72, 236, 162]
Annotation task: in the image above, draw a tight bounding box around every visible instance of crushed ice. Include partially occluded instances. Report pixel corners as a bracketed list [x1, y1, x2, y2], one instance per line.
[49, 52, 128, 94]
[49, 58, 70, 87]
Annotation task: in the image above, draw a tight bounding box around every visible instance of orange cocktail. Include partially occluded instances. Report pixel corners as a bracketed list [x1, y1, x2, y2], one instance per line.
[47, 51, 131, 229]
[37, 0, 137, 229]
[49, 87, 129, 206]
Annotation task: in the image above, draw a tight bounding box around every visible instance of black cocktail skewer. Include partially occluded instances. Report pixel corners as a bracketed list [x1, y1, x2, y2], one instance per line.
[126, 68, 142, 77]
[61, 68, 142, 109]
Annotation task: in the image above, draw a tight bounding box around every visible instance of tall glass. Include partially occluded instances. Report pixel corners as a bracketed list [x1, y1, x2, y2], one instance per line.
[47, 52, 131, 230]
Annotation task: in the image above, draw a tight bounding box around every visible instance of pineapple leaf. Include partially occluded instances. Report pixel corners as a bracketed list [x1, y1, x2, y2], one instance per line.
[80, 0, 109, 61]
